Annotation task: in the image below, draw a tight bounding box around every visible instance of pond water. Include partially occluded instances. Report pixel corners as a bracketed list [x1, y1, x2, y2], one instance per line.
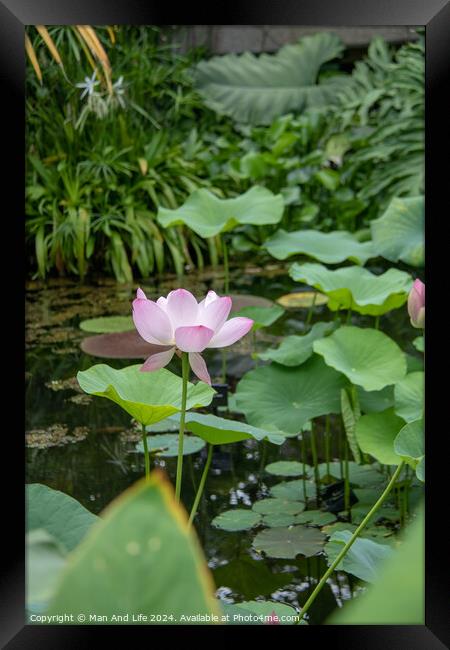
[25, 261, 421, 624]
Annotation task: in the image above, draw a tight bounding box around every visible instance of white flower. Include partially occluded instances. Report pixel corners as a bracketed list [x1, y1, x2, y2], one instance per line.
[76, 71, 99, 100]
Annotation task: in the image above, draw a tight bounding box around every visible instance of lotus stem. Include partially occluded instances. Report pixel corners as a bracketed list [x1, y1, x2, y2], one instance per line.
[305, 292, 317, 330]
[344, 439, 350, 518]
[310, 421, 320, 504]
[188, 444, 213, 528]
[222, 235, 229, 294]
[374, 315, 380, 330]
[141, 422, 150, 480]
[300, 433, 307, 502]
[295, 461, 405, 623]
[325, 415, 331, 476]
[346, 308, 352, 325]
[175, 352, 190, 502]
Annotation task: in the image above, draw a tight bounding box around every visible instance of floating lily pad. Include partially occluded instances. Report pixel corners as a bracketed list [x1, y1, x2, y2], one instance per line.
[265, 229, 374, 264]
[252, 499, 306, 516]
[77, 364, 215, 426]
[289, 263, 412, 315]
[322, 522, 358, 536]
[79, 316, 134, 333]
[357, 385, 395, 413]
[233, 304, 284, 330]
[325, 530, 394, 582]
[172, 412, 287, 445]
[314, 327, 407, 391]
[135, 434, 205, 457]
[253, 525, 326, 558]
[413, 336, 424, 352]
[80, 331, 170, 359]
[157, 186, 284, 238]
[276, 291, 328, 309]
[234, 354, 347, 433]
[27, 484, 98, 553]
[295, 510, 336, 526]
[270, 480, 317, 501]
[265, 461, 309, 477]
[258, 322, 336, 367]
[394, 419, 424, 473]
[262, 513, 299, 527]
[355, 409, 404, 466]
[212, 509, 261, 532]
[394, 372, 424, 423]
[318, 461, 385, 487]
[370, 196, 424, 267]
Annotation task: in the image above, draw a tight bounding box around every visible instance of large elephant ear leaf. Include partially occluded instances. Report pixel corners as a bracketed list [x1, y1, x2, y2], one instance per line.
[192, 32, 350, 124]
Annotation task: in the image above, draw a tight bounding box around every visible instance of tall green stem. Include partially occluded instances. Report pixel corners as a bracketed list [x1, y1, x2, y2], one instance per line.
[325, 415, 331, 476]
[346, 308, 352, 325]
[188, 444, 213, 527]
[310, 422, 320, 504]
[344, 439, 350, 518]
[141, 422, 150, 480]
[295, 461, 405, 623]
[222, 236, 229, 294]
[301, 433, 307, 502]
[305, 292, 317, 330]
[374, 315, 380, 330]
[175, 352, 189, 502]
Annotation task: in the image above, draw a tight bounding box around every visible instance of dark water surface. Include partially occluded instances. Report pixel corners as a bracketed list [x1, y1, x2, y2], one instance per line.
[25, 263, 420, 624]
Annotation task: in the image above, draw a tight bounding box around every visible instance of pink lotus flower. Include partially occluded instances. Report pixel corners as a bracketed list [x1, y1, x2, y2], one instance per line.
[132, 288, 254, 385]
[266, 610, 280, 625]
[407, 279, 425, 329]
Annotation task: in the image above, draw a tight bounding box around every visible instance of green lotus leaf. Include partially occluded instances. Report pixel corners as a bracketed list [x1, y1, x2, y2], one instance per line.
[27, 529, 67, 613]
[233, 304, 284, 331]
[77, 364, 215, 426]
[252, 499, 305, 516]
[325, 530, 394, 582]
[295, 510, 336, 526]
[157, 186, 284, 238]
[313, 326, 407, 391]
[264, 461, 308, 477]
[262, 513, 299, 527]
[394, 419, 424, 473]
[253, 525, 326, 559]
[234, 354, 347, 433]
[289, 262, 413, 315]
[265, 229, 374, 264]
[135, 434, 205, 457]
[394, 372, 424, 423]
[258, 322, 336, 367]
[270, 480, 317, 501]
[357, 385, 395, 413]
[47, 474, 220, 621]
[27, 484, 98, 553]
[355, 409, 405, 465]
[212, 509, 261, 532]
[318, 461, 385, 487]
[79, 316, 134, 333]
[416, 456, 425, 482]
[193, 32, 350, 125]
[169, 412, 288, 445]
[413, 336, 424, 352]
[370, 196, 424, 267]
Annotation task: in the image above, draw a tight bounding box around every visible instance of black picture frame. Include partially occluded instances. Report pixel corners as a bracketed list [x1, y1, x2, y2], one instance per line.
[5, 1, 449, 647]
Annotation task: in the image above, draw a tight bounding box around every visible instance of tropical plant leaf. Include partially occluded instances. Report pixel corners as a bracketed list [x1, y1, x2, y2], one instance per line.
[212, 509, 261, 532]
[258, 322, 335, 367]
[47, 473, 220, 621]
[193, 33, 350, 124]
[356, 385, 395, 413]
[370, 196, 424, 267]
[264, 229, 374, 264]
[313, 326, 407, 391]
[325, 530, 394, 582]
[27, 484, 98, 552]
[355, 409, 404, 465]
[289, 263, 413, 315]
[77, 364, 215, 426]
[253, 525, 326, 558]
[234, 354, 347, 433]
[394, 372, 424, 423]
[157, 186, 284, 238]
